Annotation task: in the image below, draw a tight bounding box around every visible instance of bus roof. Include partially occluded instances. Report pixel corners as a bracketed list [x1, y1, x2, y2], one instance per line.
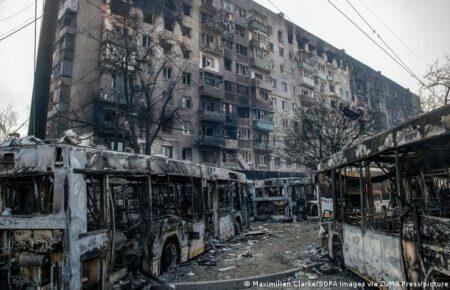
[0, 141, 246, 182]
[318, 105, 450, 172]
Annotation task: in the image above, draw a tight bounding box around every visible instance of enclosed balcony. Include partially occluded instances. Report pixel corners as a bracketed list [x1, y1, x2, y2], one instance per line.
[197, 135, 225, 147]
[200, 70, 225, 99]
[201, 42, 224, 56]
[252, 119, 274, 132]
[300, 76, 315, 88]
[200, 0, 217, 13]
[250, 58, 271, 72]
[251, 78, 272, 91]
[200, 85, 225, 99]
[252, 98, 273, 111]
[298, 61, 316, 72]
[253, 142, 275, 151]
[199, 110, 226, 123]
[224, 139, 238, 150]
[248, 19, 270, 34]
[58, 0, 78, 19]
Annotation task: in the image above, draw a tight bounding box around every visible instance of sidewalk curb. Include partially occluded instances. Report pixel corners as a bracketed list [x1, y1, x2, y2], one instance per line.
[154, 267, 301, 290]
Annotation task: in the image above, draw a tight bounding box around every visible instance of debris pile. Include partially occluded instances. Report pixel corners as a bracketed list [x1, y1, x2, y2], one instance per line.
[291, 245, 342, 280]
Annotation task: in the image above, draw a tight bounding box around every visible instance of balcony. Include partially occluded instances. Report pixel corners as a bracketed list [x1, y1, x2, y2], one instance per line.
[199, 110, 226, 123]
[224, 139, 238, 150]
[300, 95, 317, 107]
[248, 19, 270, 34]
[253, 97, 273, 111]
[253, 142, 275, 151]
[201, 21, 222, 34]
[317, 71, 327, 80]
[103, 30, 135, 48]
[201, 42, 223, 56]
[251, 78, 272, 91]
[251, 58, 271, 72]
[58, 0, 78, 19]
[197, 135, 225, 147]
[298, 61, 316, 72]
[237, 139, 252, 149]
[300, 76, 316, 88]
[200, 0, 217, 12]
[200, 85, 225, 99]
[252, 119, 274, 132]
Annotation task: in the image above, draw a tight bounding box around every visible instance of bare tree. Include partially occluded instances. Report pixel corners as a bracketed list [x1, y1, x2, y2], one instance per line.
[100, 12, 184, 154]
[284, 98, 370, 169]
[420, 55, 450, 111]
[0, 104, 28, 143]
[51, 2, 187, 154]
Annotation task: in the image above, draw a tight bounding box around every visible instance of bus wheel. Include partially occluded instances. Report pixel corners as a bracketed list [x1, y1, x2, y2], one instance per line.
[332, 236, 344, 268]
[161, 240, 179, 273]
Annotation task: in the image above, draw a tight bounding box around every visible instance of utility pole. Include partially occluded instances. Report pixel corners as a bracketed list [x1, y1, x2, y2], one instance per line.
[28, 0, 59, 139]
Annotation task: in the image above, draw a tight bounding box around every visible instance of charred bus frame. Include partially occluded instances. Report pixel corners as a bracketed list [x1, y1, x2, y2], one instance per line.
[318, 105, 450, 285]
[252, 177, 315, 221]
[0, 143, 248, 289]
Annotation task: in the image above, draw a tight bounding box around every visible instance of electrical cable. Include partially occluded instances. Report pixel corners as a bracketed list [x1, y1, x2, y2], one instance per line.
[345, 0, 421, 84]
[0, 1, 35, 22]
[356, 0, 429, 66]
[327, 0, 424, 85]
[0, 15, 42, 42]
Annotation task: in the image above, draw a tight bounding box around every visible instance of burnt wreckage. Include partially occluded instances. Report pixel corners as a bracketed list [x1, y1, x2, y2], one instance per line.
[0, 140, 249, 289]
[318, 105, 450, 285]
[252, 177, 316, 222]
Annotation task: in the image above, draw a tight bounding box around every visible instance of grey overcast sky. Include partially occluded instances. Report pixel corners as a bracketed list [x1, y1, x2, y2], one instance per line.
[0, 0, 449, 136]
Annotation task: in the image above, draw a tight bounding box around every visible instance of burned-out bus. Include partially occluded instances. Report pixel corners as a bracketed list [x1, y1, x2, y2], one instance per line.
[0, 141, 248, 289]
[252, 177, 315, 221]
[318, 105, 450, 286]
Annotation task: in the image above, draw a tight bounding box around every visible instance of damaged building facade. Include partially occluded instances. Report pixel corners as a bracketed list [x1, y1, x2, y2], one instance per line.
[45, 0, 421, 173]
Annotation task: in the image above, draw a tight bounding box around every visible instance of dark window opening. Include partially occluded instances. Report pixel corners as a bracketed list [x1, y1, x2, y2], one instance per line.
[86, 175, 106, 232]
[0, 175, 54, 215]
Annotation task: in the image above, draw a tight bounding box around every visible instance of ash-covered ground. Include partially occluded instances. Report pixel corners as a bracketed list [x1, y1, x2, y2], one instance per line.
[159, 221, 365, 289]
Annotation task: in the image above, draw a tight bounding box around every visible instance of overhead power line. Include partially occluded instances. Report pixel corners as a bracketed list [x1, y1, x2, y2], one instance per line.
[0, 1, 35, 22]
[34, 0, 38, 69]
[345, 0, 420, 82]
[327, 0, 424, 86]
[0, 15, 42, 42]
[356, 0, 429, 66]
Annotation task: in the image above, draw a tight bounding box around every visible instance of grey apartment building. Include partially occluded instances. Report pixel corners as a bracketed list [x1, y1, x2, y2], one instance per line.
[46, 0, 421, 172]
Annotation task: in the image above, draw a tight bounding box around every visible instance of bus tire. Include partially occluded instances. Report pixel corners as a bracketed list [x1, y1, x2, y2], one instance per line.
[161, 239, 179, 273]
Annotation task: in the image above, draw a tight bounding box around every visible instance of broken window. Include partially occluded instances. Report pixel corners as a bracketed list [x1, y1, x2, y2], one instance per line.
[151, 175, 200, 220]
[218, 182, 232, 210]
[142, 9, 154, 24]
[110, 177, 145, 231]
[0, 175, 54, 215]
[183, 72, 191, 86]
[163, 146, 173, 158]
[86, 175, 106, 232]
[182, 147, 192, 161]
[224, 57, 232, 71]
[82, 254, 102, 290]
